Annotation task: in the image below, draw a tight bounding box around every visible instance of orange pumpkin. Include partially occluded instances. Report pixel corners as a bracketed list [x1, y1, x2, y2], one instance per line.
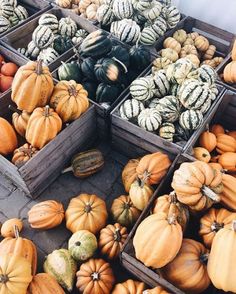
[193, 147, 211, 163]
[1, 218, 23, 238]
[0, 118, 18, 156]
[144, 286, 170, 294]
[218, 152, 236, 172]
[122, 159, 140, 192]
[199, 130, 217, 152]
[216, 134, 236, 154]
[210, 124, 225, 136]
[136, 152, 171, 185]
[194, 36, 209, 51]
[220, 173, 236, 211]
[228, 130, 236, 140]
[112, 280, 145, 294]
[12, 143, 38, 167]
[223, 61, 236, 83]
[1, 62, 18, 76]
[232, 39, 236, 61]
[9, 105, 31, 137]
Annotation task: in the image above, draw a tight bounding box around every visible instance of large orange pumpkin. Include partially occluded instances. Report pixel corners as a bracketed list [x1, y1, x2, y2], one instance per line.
[210, 124, 225, 136]
[220, 173, 236, 211]
[122, 159, 140, 192]
[199, 130, 217, 152]
[11, 60, 54, 112]
[216, 134, 236, 154]
[223, 61, 236, 83]
[144, 286, 170, 294]
[136, 152, 171, 185]
[218, 152, 236, 172]
[112, 279, 145, 294]
[0, 118, 18, 156]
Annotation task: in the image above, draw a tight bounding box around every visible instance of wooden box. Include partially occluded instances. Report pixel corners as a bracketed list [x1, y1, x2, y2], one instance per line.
[217, 53, 236, 93]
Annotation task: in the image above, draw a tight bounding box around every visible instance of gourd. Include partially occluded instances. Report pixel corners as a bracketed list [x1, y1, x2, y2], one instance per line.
[12, 143, 38, 166]
[180, 45, 198, 57]
[14, 5, 28, 21]
[122, 159, 140, 192]
[216, 134, 236, 154]
[96, 4, 115, 26]
[28, 200, 64, 230]
[111, 19, 140, 45]
[27, 41, 40, 59]
[173, 29, 187, 44]
[186, 54, 200, 67]
[179, 109, 203, 131]
[0, 118, 18, 156]
[11, 61, 54, 113]
[174, 122, 192, 142]
[194, 36, 209, 52]
[86, 4, 99, 20]
[25, 106, 62, 149]
[112, 280, 145, 294]
[81, 57, 96, 80]
[99, 223, 128, 259]
[0, 1, 14, 18]
[165, 6, 181, 29]
[143, 286, 169, 294]
[228, 130, 236, 139]
[96, 83, 123, 104]
[1, 218, 23, 237]
[144, 3, 163, 22]
[78, 0, 91, 13]
[198, 64, 217, 85]
[58, 61, 82, 83]
[155, 95, 180, 122]
[32, 25, 54, 49]
[138, 108, 162, 132]
[203, 45, 216, 60]
[163, 37, 181, 54]
[108, 45, 130, 68]
[130, 76, 155, 101]
[166, 58, 195, 84]
[153, 70, 170, 98]
[112, 0, 133, 20]
[210, 124, 225, 135]
[152, 57, 172, 74]
[65, 194, 108, 234]
[38, 13, 59, 33]
[94, 58, 121, 84]
[159, 122, 175, 142]
[218, 152, 236, 172]
[199, 130, 217, 152]
[232, 39, 236, 61]
[129, 45, 151, 71]
[193, 147, 211, 163]
[140, 27, 157, 46]
[53, 36, 73, 54]
[58, 17, 77, 38]
[0, 16, 10, 33]
[10, 105, 30, 137]
[223, 61, 236, 83]
[220, 174, 236, 211]
[37, 48, 59, 65]
[161, 48, 179, 62]
[55, 0, 72, 8]
[76, 258, 115, 294]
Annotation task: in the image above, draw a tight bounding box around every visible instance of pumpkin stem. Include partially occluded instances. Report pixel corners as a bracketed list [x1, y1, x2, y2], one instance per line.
[200, 253, 209, 264]
[13, 225, 20, 239]
[36, 60, 43, 75]
[137, 177, 145, 188]
[114, 228, 122, 242]
[201, 186, 220, 202]
[167, 203, 178, 225]
[206, 124, 210, 132]
[112, 57, 128, 73]
[8, 105, 22, 115]
[124, 201, 132, 210]
[68, 85, 78, 97]
[84, 203, 92, 213]
[44, 105, 50, 117]
[169, 191, 177, 203]
[61, 166, 73, 174]
[91, 272, 100, 281]
[0, 275, 9, 284]
[141, 171, 151, 185]
[232, 220, 236, 231]
[211, 221, 224, 232]
[75, 241, 81, 246]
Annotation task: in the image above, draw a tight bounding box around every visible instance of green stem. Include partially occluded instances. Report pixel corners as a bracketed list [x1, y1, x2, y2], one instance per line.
[8, 105, 22, 115]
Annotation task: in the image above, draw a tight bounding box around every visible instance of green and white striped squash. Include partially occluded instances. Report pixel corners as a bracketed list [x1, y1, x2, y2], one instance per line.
[14, 5, 28, 21]
[140, 27, 157, 46]
[32, 25, 54, 49]
[58, 17, 77, 38]
[96, 4, 115, 26]
[174, 122, 192, 142]
[110, 21, 119, 35]
[120, 99, 145, 120]
[0, 1, 14, 18]
[75, 29, 88, 39]
[160, 0, 172, 6]
[111, 19, 140, 45]
[44, 249, 77, 292]
[209, 84, 219, 101]
[37, 48, 59, 65]
[151, 17, 167, 38]
[39, 13, 59, 34]
[27, 41, 40, 59]
[165, 6, 181, 29]
[159, 122, 175, 142]
[9, 14, 19, 27]
[130, 76, 155, 101]
[112, 0, 133, 20]
[179, 109, 203, 131]
[0, 16, 10, 33]
[198, 64, 217, 85]
[17, 47, 29, 57]
[153, 70, 170, 98]
[132, 0, 152, 12]
[166, 58, 196, 84]
[148, 98, 160, 109]
[199, 97, 211, 114]
[138, 108, 162, 132]
[170, 83, 180, 96]
[7, 0, 17, 8]
[143, 1, 163, 22]
[133, 11, 147, 26]
[155, 95, 181, 122]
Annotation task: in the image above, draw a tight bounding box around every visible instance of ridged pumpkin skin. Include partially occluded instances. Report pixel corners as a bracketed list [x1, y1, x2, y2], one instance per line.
[12, 143, 38, 166]
[232, 39, 236, 61]
[112, 279, 145, 294]
[122, 159, 140, 192]
[11, 61, 54, 112]
[50, 80, 89, 123]
[218, 152, 236, 172]
[28, 200, 64, 230]
[199, 131, 217, 152]
[163, 239, 210, 294]
[0, 218, 23, 238]
[27, 273, 65, 294]
[210, 124, 225, 136]
[26, 106, 62, 149]
[12, 108, 31, 137]
[216, 134, 236, 154]
[65, 194, 108, 234]
[76, 258, 115, 294]
[207, 221, 236, 292]
[0, 254, 32, 294]
[0, 118, 18, 156]
[220, 174, 236, 211]
[99, 223, 128, 260]
[193, 147, 211, 163]
[199, 207, 236, 248]
[144, 286, 170, 294]
[223, 61, 236, 83]
[136, 152, 171, 185]
[228, 130, 236, 139]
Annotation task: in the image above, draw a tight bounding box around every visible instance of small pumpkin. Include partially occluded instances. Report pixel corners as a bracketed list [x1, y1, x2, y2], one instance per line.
[112, 280, 145, 294]
[10, 105, 31, 137]
[210, 124, 225, 136]
[122, 159, 140, 192]
[228, 130, 236, 140]
[173, 29, 187, 44]
[163, 37, 181, 54]
[160, 48, 179, 62]
[220, 174, 236, 211]
[55, 0, 72, 8]
[216, 134, 236, 154]
[1, 218, 23, 238]
[143, 286, 170, 294]
[180, 45, 198, 57]
[232, 39, 236, 61]
[223, 61, 236, 83]
[193, 147, 211, 163]
[0, 118, 18, 156]
[203, 45, 216, 60]
[186, 54, 200, 67]
[12, 143, 38, 167]
[194, 36, 209, 52]
[218, 152, 236, 172]
[199, 130, 217, 152]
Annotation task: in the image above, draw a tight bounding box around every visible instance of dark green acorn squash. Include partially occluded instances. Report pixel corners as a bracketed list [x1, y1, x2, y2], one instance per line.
[174, 123, 193, 142]
[58, 61, 82, 83]
[81, 57, 97, 80]
[129, 45, 151, 71]
[119, 69, 139, 87]
[94, 58, 120, 84]
[108, 45, 130, 68]
[83, 81, 97, 101]
[96, 83, 123, 104]
[53, 35, 73, 55]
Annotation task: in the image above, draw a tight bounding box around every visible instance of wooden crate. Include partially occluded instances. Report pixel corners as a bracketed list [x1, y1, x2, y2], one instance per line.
[0, 7, 98, 71]
[0, 91, 96, 198]
[217, 53, 236, 92]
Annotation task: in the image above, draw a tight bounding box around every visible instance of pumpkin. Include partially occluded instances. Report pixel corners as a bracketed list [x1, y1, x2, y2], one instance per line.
[186, 54, 200, 67]
[81, 57, 97, 80]
[220, 174, 236, 211]
[129, 45, 151, 71]
[232, 39, 236, 61]
[163, 37, 181, 54]
[203, 45, 216, 60]
[152, 57, 172, 74]
[68, 230, 97, 262]
[25, 106, 62, 149]
[0, 118, 18, 156]
[162, 239, 210, 293]
[160, 48, 179, 62]
[136, 152, 171, 185]
[1, 219, 23, 238]
[98, 223, 128, 259]
[110, 195, 141, 228]
[94, 58, 121, 84]
[173, 29, 187, 44]
[10, 106, 30, 137]
[11, 61, 54, 113]
[133, 206, 183, 268]
[193, 147, 211, 163]
[122, 159, 140, 192]
[65, 193, 108, 234]
[228, 130, 236, 139]
[57, 61, 82, 83]
[112, 280, 145, 294]
[218, 152, 236, 172]
[210, 124, 225, 135]
[171, 161, 223, 211]
[199, 207, 236, 248]
[180, 45, 198, 57]
[209, 162, 223, 171]
[50, 80, 89, 123]
[0, 254, 32, 294]
[202, 59, 217, 68]
[12, 143, 38, 167]
[199, 130, 217, 152]
[194, 36, 209, 52]
[76, 258, 115, 294]
[111, 19, 141, 45]
[207, 220, 236, 292]
[27, 273, 65, 294]
[216, 134, 236, 154]
[55, 0, 72, 8]
[143, 286, 170, 294]
[53, 36, 73, 55]
[0, 225, 37, 275]
[28, 200, 64, 230]
[223, 61, 236, 83]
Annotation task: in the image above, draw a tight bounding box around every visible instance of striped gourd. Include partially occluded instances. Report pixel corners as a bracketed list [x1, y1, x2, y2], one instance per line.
[140, 27, 157, 46]
[14, 5, 28, 21]
[27, 41, 40, 59]
[165, 6, 181, 29]
[159, 122, 175, 142]
[130, 76, 155, 101]
[155, 95, 181, 122]
[112, 0, 133, 20]
[110, 21, 119, 35]
[159, 0, 172, 5]
[8, 0, 17, 8]
[209, 84, 219, 101]
[0, 16, 10, 33]
[138, 108, 162, 132]
[153, 70, 170, 98]
[96, 4, 115, 26]
[198, 64, 217, 85]
[0, 1, 14, 18]
[133, 11, 146, 26]
[132, 0, 152, 12]
[179, 79, 212, 110]
[104, 0, 115, 5]
[199, 97, 211, 114]
[32, 25, 54, 49]
[112, 19, 140, 45]
[37, 48, 59, 65]
[148, 98, 160, 109]
[174, 122, 192, 141]
[9, 14, 19, 27]
[75, 29, 88, 39]
[39, 14, 59, 34]
[170, 83, 180, 96]
[72, 36, 83, 45]
[166, 58, 195, 84]
[179, 109, 203, 131]
[143, 1, 163, 22]
[120, 99, 145, 120]
[151, 17, 167, 38]
[58, 17, 77, 38]
[17, 47, 29, 57]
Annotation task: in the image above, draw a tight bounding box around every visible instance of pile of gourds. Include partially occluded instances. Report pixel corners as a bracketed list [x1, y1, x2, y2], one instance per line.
[119, 57, 219, 143]
[223, 39, 236, 84]
[0, 54, 18, 94]
[0, 60, 89, 166]
[133, 159, 236, 293]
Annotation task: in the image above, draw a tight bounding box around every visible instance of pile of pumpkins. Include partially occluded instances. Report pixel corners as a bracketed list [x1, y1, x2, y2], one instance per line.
[18, 13, 89, 65]
[0, 54, 18, 94]
[0, 60, 89, 166]
[0, 0, 29, 34]
[56, 29, 152, 105]
[223, 39, 236, 84]
[119, 56, 219, 143]
[159, 29, 224, 69]
[132, 159, 236, 293]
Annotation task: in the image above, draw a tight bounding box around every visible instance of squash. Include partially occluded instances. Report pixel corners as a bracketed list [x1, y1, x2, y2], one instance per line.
[0, 117, 18, 156]
[55, 0, 72, 8]
[27, 273, 65, 294]
[188, 32, 199, 41]
[193, 147, 211, 163]
[223, 61, 236, 83]
[136, 152, 171, 185]
[25, 106, 62, 149]
[155, 95, 180, 122]
[76, 258, 115, 294]
[180, 45, 198, 58]
[160, 48, 179, 62]
[162, 239, 210, 293]
[110, 195, 141, 228]
[68, 230, 97, 262]
[81, 57, 97, 80]
[32, 25, 54, 49]
[10, 105, 30, 137]
[38, 13, 59, 34]
[173, 29, 187, 44]
[210, 124, 225, 135]
[86, 4, 99, 20]
[228, 130, 236, 140]
[57, 61, 82, 83]
[94, 58, 121, 84]
[166, 58, 196, 84]
[220, 174, 236, 211]
[11, 61, 54, 113]
[165, 6, 180, 29]
[163, 37, 181, 54]
[199, 130, 217, 152]
[218, 152, 236, 172]
[12, 143, 38, 167]
[194, 36, 209, 51]
[53, 35, 73, 55]
[172, 161, 223, 211]
[207, 220, 236, 292]
[158, 122, 175, 142]
[96, 83, 123, 104]
[138, 108, 162, 132]
[186, 54, 200, 67]
[98, 223, 128, 259]
[1, 218, 23, 238]
[199, 207, 236, 248]
[122, 159, 140, 192]
[111, 19, 140, 45]
[50, 80, 89, 123]
[112, 280, 145, 294]
[0, 254, 32, 294]
[65, 193, 108, 234]
[78, 0, 91, 13]
[179, 109, 203, 131]
[58, 17, 77, 38]
[143, 286, 170, 294]
[129, 45, 151, 71]
[130, 76, 155, 101]
[152, 57, 172, 74]
[232, 39, 236, 61]
[28, 200, 64, 230]
[216, 134, 236, 154]
[96, 4, 115, 26]
[203, 45, 216, 60]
